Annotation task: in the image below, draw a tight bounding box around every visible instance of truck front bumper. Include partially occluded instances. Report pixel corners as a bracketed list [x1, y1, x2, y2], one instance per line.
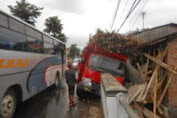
[77, 81, 100, 95]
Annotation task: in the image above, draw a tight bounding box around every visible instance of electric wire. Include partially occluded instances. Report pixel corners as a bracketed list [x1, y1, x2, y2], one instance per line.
[117, 0, 142, 33]
[119, 0, 138, 33]
[128, 0, 148, 33]
[124, 0, 146, 33]
[127, 0, 138, 17]
[110, 0, 121, 32]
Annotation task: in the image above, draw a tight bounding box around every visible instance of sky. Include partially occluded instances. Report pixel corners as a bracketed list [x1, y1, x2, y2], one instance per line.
[1, 0, 177, 49]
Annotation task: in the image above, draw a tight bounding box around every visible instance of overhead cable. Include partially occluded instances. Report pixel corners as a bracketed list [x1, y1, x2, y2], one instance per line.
[124, 0, 146, 33]
[110, 0, 121, 32]
[117, 0, 142, 33]
[128, 0, 148, 33]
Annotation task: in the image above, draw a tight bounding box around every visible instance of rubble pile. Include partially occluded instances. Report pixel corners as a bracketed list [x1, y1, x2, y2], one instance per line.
[127, 49, 177, 118]
[89, 29, 143, 56]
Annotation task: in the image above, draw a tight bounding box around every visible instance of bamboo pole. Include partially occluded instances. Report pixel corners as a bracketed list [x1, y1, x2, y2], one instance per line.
[142, 65, 159, 101]
[157, 66, 177, 107]
[153, 72, 158, 118]
[144, 58, 149, 78]
[144, 53, 177, 74]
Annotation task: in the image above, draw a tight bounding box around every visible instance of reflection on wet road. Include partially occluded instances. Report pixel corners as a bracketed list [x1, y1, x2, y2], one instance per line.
[14, 79, 87, 118]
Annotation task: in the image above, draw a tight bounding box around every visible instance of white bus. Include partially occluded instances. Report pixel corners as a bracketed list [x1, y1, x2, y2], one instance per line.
[0, 10, 66, 118]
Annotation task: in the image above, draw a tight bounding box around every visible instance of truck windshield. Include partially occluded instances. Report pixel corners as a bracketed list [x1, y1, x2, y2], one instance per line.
[88, 54, 125, 77]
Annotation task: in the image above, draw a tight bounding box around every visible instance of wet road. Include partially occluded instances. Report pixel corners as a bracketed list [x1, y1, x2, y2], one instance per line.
[14, 79, 88, 118]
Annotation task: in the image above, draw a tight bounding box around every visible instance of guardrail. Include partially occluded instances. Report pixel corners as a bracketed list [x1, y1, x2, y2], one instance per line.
[101, 73, 139, 118]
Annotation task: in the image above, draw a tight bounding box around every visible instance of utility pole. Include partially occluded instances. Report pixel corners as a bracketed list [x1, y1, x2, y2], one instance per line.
[142, 11, 146, 40]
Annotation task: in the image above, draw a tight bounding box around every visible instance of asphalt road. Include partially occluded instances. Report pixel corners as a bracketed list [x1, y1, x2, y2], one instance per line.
[14, 79, 88, 118]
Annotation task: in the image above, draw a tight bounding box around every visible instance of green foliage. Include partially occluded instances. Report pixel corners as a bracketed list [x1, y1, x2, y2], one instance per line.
[8, 1, 43, 26]
[44, 16, 67, 42]
[68, 44, 80, 59]
[56, 33, 67, 42]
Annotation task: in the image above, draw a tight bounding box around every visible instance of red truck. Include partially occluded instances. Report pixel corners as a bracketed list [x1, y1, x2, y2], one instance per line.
[76, 45, 128, 98]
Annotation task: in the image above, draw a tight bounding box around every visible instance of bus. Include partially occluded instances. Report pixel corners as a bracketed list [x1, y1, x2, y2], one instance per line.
[0, 10, 66, 118]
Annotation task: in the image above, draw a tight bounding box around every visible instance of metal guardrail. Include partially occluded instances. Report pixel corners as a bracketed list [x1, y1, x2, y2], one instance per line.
[101, 73, 139, 118]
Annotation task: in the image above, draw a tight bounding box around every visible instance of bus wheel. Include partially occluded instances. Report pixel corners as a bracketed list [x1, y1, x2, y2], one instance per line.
[0, 89, 17, 118]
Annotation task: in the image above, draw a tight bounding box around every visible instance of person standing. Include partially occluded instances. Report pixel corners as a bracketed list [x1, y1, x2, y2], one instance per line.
[65, 63, 76, 107]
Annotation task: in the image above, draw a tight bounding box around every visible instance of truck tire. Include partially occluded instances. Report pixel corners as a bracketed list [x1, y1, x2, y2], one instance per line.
[76, 88, 85, 99]
[76, 82, 87, 99]
[0, 89, 17, 118]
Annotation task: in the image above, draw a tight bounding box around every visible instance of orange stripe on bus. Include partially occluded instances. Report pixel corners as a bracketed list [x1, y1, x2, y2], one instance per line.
[0, 59, 29, 68]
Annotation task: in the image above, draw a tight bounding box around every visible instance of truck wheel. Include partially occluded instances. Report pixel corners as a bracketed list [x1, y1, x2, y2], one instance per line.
[76, 88, 84, 99]
[0, 89, 17, 118]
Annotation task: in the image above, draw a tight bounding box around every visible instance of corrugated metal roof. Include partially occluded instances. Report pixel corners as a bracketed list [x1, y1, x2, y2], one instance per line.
[140, 32, 177, 48]
[133, 23, 177, 35]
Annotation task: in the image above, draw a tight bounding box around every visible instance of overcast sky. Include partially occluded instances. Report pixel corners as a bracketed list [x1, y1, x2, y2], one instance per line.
[1, 0, 177, 49]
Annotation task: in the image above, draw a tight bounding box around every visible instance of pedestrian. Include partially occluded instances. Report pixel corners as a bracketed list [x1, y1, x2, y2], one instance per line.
[65, 62, 76, 107]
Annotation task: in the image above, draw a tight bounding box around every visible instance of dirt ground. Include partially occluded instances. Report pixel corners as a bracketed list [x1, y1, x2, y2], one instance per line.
[80, 99, 103, 118]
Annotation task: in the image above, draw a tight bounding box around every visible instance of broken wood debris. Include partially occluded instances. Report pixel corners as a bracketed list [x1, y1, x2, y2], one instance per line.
[143, 107, 161, 118]
[127, 49, 177, 118]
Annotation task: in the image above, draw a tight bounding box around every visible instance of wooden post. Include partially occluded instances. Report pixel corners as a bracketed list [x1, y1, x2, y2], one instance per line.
[153, 71, 158, 118]
[142, 65, 159, 101]
[143, 108, 161, 118]
[157, 66, 177, 107]
[144, 58, 149, 78]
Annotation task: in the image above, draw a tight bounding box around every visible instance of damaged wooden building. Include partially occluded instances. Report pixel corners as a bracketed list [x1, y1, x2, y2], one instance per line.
[132, 23, 177, 117]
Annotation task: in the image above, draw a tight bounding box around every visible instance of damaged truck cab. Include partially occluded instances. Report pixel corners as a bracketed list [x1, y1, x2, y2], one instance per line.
[76, 45, 127, 97]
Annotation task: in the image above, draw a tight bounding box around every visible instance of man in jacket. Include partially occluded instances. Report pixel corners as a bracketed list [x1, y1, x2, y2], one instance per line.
[65, 63, 76, 107]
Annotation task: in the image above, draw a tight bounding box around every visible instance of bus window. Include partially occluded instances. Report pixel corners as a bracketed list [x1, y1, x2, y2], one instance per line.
[0, 27, 27, 51]
[43, 35, 53, 44]
[26, 36, 44, 53]
[25, 26, 42, 40]
[54, 45, 60, 55]
[0, 14, 8, 28]
[44, 42, 55, 54]
[54, 40, 59, 46]
[9, 18, 25, 34]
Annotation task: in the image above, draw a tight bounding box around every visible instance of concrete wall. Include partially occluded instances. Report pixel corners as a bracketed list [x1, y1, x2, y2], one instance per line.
[101, 73, 139, 118]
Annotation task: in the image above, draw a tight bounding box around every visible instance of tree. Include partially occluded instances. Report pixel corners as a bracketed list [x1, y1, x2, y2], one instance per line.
[44, 16, 67, 42]
[68, 44, 80, 59]
[8, 1, 43, 26]
[56, 33, 67, 42]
